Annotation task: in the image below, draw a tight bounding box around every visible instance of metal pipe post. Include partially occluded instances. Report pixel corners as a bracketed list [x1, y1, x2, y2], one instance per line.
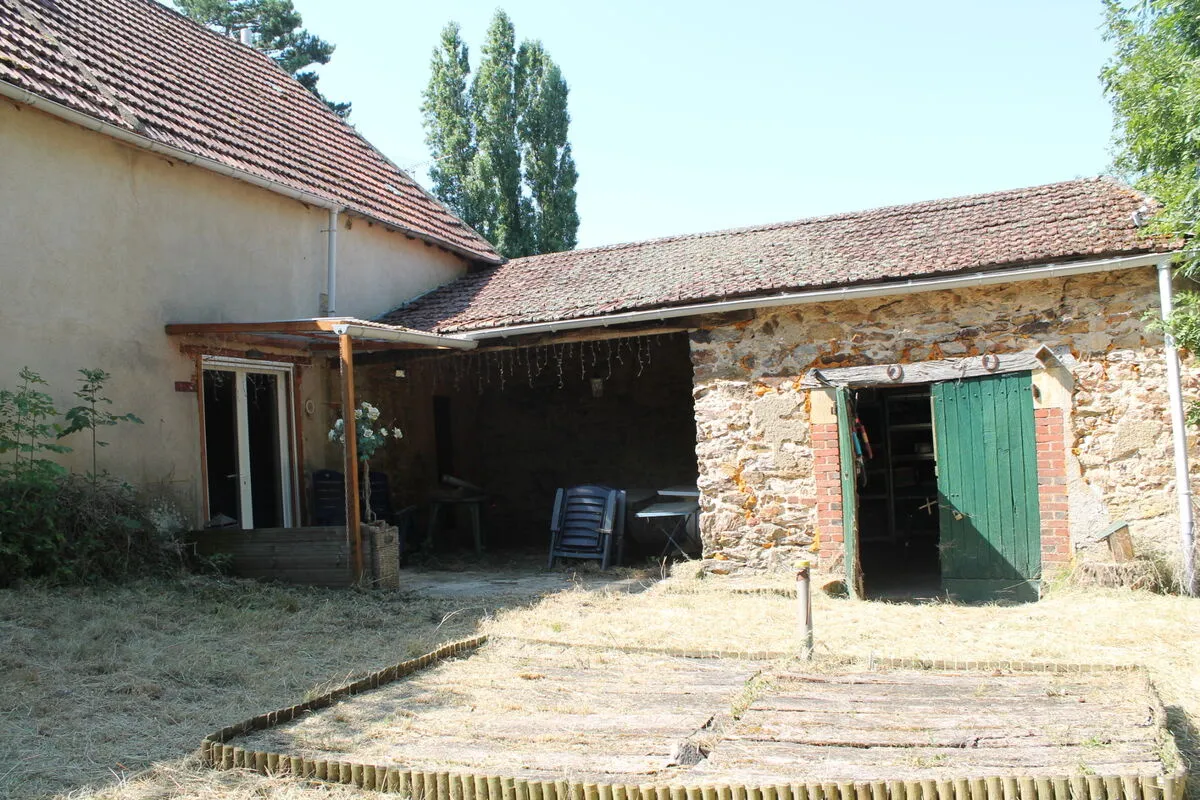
[796, 559, 814, 660]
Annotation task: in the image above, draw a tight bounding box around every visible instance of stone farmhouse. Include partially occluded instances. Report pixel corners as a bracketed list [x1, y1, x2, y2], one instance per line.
[1, 0, 1193, 598]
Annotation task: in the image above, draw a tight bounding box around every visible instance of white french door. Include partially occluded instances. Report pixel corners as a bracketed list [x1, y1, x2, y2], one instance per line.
[201, 357, 296, 529]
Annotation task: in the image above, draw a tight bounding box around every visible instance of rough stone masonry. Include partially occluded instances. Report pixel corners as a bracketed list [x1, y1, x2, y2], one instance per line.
[689, 267, 1198, 575]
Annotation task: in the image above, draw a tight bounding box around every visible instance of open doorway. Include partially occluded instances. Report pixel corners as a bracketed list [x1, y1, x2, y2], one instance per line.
[202, 358, 295, 529]
[853, 386, 940, 599]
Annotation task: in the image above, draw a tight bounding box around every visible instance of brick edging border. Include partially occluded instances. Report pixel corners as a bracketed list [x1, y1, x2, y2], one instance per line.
[199, 640, 1187, 800]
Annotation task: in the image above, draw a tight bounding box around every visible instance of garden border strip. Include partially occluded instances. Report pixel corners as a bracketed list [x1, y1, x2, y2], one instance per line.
[198, 637, 1188, 800]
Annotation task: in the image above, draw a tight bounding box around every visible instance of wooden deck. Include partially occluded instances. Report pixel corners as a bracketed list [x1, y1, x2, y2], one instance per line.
[694, 669, 1166, 783]
[237, 640, 1172, 786]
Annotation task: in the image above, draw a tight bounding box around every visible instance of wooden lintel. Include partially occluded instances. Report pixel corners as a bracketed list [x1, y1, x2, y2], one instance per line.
[802, 349, 1059, 389]
[178, 343, 313, 366]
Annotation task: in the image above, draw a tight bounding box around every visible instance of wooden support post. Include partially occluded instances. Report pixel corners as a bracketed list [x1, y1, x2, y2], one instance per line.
[340, 333, 363, 580]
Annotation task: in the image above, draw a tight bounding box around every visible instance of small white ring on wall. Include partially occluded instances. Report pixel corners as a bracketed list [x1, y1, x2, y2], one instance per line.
[886, 364, 904, 381]
[981, 354, 1000, 372]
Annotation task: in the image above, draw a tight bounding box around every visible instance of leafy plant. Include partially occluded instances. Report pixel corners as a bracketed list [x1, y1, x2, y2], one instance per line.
[59, 368, 143, 481]
[0, 367, 70, 474]
[0, 366, 164, 586]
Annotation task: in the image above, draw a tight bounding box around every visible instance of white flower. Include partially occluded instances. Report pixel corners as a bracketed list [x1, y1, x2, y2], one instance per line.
[327, 429, 336, 442]
[354, 409, 363, 419]
[368, 406, 380, 421]
[334, 418, 344, 430]
[379, 428, 389, 438]
[392, 427, 403, 440]
[362, 428, 374, 439]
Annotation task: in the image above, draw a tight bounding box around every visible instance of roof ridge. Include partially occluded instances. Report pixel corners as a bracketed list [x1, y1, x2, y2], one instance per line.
[510, 177, 1118, 265]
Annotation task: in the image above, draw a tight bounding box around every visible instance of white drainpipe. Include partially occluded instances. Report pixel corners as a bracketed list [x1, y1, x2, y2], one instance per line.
[1157, 258, 1196, 595]
[325, 208, 339, 316]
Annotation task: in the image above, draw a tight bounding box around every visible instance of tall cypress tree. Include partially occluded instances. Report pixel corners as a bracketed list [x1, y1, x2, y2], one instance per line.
[422, 11, 579, 258]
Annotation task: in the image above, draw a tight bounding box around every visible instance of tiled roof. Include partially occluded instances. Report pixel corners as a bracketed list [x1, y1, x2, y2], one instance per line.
[384, 178, 1171, 333]
[0, 0, 501, 264]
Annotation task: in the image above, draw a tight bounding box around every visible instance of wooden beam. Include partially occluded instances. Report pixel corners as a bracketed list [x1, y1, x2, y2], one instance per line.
[802, 349, 1062, 388]
[166, 320, 328, 336]
[339, 333, 363, 580]
[455, 325, 691, 355]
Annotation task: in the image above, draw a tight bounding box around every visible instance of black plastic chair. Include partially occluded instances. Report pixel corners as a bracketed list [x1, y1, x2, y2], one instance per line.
[548, 485, 625, 570]
[311, 469, 392, 524]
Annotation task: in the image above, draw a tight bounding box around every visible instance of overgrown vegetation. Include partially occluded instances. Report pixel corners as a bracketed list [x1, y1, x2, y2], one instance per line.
[0, 367, 165, 587]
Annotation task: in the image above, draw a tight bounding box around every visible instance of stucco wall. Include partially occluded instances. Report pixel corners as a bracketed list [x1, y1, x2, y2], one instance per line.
[0, 102, 470, 523]
[691, 268, 1199, 574]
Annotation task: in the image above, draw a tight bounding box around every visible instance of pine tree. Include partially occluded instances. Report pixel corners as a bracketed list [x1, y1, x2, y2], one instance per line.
[422, 11, 579, 258]
[174, 0, 350, 118]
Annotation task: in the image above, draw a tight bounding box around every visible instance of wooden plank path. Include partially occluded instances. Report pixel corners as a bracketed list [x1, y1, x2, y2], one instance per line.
[695, 668, 1167, 783]
[241, 640, 769, 782]
[237, 641, 1171, 786]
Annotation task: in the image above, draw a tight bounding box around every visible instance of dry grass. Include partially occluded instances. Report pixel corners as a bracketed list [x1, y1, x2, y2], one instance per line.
[485, 572, 1200, 793]
[0, 576, 531, 800]
[0, 569, 1196, 799]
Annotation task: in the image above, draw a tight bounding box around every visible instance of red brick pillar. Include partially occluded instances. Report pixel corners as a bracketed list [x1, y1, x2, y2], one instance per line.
[1035, 406, 1069, 565]
[811, 421, 845, 566]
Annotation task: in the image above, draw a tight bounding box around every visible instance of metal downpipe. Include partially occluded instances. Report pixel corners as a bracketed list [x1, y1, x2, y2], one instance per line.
[1157, 258, 1196, 595]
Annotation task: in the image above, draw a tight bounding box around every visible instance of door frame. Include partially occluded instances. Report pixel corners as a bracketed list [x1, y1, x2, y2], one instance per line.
[200, 355, 299, 529]
[835, 386, 864, 599]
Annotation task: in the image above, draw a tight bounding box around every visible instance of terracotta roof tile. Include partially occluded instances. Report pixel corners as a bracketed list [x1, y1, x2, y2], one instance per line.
[384, 178, 1172, 333]
[0, 0, 501, 264]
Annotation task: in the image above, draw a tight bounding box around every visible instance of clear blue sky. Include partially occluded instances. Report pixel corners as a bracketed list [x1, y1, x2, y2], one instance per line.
[290, 1, 1115, 249]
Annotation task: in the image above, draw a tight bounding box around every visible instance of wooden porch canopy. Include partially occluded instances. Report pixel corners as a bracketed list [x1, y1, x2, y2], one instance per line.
[166, 317, 476, 579]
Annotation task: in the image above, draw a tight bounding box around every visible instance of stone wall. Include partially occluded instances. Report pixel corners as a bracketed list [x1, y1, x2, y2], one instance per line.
[691, 267, 1198, 575]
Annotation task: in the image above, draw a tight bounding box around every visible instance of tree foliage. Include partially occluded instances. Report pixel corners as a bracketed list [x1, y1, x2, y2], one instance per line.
[174, 0, 350, 118]
[422, 11, 579, 258]
[1102, 0, 1200, 255]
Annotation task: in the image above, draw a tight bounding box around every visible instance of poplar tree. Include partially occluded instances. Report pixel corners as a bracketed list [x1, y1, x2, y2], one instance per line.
[422, 11, 579, 258]
[174, 0, 351, 118]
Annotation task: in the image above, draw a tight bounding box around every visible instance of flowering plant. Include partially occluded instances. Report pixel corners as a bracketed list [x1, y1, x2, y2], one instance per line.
[329, 401, 402, 461]
[328, 401, 403, 522]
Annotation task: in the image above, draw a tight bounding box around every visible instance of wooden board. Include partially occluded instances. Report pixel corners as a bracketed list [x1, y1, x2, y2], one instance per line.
[186, 526, 352, 586]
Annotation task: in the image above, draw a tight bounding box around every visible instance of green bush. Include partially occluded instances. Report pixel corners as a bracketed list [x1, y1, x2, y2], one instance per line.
[0, 366, 167, 586]
[0, 470, 169, 586]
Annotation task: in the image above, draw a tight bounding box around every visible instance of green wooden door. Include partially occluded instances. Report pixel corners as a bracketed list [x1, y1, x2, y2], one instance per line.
[931, 372, 1041, 602]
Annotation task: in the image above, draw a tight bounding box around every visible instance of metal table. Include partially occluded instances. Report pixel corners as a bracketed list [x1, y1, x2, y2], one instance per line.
[658, 485, 700, 498]
[636, 499, 700, 558]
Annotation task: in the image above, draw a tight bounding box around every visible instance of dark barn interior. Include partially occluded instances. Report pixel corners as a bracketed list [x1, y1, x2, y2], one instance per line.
[853, 385, 942, 598]
[364, 332, 700, 560]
